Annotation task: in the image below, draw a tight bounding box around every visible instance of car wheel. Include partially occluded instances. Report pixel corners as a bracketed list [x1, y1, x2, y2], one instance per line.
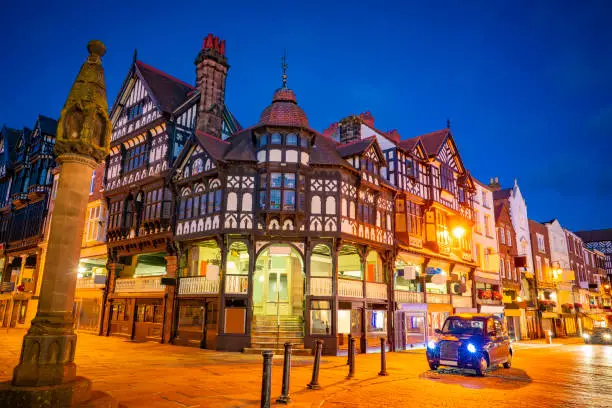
[429, 362, 439, 371]
[475, 355, 488, 377]
[503, 353, 512, 369]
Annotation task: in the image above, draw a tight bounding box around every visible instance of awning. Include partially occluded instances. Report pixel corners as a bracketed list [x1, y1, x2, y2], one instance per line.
[452, 264, 471, 274]
[428, 304, 453, 313]
[505, 309, 522, 317]
[479, 305, 505, 314]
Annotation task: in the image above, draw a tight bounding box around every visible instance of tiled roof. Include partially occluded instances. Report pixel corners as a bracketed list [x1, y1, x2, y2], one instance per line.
[493, 188, 512, 200]
[417, 128, 449, 155]
[259, 87, 309, 127]
[194, 130, 230, 162]
[576, 229, 612, 243]
[38, 115, 58, 136]
[223, 129, 257, 162]
[336, 136, 376, 158]
[136, 61, 195, 113]
[398, 137, 419, 151]
[310, 134, 351, 168]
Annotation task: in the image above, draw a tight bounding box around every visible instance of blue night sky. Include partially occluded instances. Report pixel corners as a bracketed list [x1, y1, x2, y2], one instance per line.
[1, 0, 610, 231]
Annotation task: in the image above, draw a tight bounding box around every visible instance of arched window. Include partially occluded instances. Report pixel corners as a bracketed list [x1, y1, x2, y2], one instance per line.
[366, 251, 384, 283]
[311, 244, 332, 277]
[227, 192, 238, 211]
[242, 193, 252, 211]
[325, 196, 336, 215]
[311, 196, 321, 214]
[338, 245, 362, 280]
[185, 240, 221, 279]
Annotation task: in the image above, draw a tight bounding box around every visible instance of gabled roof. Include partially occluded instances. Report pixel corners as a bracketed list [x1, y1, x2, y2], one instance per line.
[493, 188, 512, 200]
[194, 130, 230, 162]
[37, 115, 58, 136]
[223, 129, 256, 162]
[135, 61, 195, 113]
[310, 133, 351, 168]
[336, 136, 377, 158]
[576, 229, 612, 243]
[418, 128, 449, 155]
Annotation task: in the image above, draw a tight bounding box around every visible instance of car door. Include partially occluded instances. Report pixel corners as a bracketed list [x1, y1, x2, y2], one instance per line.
[486, 318, 499, 364]
[494, 319, 508, 361]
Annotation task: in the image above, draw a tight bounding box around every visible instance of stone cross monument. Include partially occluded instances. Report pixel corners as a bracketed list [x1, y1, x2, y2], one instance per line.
[0, 40, 112, 407]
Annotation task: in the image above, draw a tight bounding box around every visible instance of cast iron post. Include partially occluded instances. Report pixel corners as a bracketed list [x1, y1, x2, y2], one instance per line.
[307, 339, 323, 390]
[261, 350, 273, 408]
[276, 342, 292, 404]
[378, 337, 388, 376]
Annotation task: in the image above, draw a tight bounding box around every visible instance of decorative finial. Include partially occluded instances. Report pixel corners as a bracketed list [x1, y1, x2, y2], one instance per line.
[281, 49, 288, 88]
[446, 118, 451, 129]
[87, 40, 106, 58]
[133, 48, 138, 64]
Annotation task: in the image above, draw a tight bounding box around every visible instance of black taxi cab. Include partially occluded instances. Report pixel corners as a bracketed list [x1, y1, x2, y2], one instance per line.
[426, 314, 513, 376]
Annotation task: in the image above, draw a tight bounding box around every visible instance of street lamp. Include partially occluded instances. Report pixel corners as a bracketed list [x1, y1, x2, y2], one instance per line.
[452, 226, 466, 239]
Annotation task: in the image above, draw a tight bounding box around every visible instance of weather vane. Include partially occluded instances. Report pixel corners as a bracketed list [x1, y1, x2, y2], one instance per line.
[281, 49, 288, 88]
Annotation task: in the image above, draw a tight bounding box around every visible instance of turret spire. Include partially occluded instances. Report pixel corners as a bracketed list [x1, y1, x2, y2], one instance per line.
[281, 49, 288, 88]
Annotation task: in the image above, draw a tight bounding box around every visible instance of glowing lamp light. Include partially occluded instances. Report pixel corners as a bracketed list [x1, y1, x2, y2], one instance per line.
[467, 343, 477, 353]
[516, 296, 523, 302]
[427, 340, 437, 350]
[452, 226, 466, 239]
[78, 266, 86, 273]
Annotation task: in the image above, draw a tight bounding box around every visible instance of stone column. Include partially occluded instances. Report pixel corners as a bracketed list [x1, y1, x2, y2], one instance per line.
[0, 40, 112, 406]
[162, 254, 178, 344]
[12, 154, 96, 386]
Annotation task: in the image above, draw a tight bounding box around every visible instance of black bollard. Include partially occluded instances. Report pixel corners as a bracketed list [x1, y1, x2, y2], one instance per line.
[347, 336, 356, 379]
[276, 342, 292, 404]
[378, 337, 388, 376]
[346, 334, 352, 365]
[261, 350, 273, 408]
[307, 339, 323, 390]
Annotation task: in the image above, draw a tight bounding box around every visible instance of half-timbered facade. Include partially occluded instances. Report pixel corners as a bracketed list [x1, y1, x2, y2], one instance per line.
[101, 35, 240, 343]
[0, 115, 57, 329]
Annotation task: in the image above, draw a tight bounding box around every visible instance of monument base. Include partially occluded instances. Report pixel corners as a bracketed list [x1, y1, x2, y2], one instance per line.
[0, 376, 118, 407]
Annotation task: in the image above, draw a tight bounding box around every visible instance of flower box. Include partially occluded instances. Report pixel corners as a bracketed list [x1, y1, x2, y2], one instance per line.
[478, 289, 492, 300]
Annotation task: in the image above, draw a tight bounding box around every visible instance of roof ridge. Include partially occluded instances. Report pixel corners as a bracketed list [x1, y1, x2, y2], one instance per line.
[337, 135, 375, 148]
[195, 129, 230, 144]
[136, 60, 195, 90]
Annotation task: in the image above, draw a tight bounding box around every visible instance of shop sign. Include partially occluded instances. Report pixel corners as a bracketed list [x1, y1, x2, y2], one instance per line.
[426, 267, 444, 275]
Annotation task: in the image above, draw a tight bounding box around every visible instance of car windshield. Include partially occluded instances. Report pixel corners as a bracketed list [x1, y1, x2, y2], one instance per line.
[441, 318, 484, 335]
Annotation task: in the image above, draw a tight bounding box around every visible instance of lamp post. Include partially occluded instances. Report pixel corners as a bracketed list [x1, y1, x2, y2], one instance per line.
[0, 40, 111, 407]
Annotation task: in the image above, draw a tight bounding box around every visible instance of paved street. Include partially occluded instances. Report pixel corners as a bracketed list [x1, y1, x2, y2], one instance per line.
[1, 329, 612, 407]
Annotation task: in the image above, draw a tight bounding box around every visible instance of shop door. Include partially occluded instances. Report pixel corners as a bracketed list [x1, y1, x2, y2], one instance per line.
[133, 300, 163, 341]
[404, 312, 426, 348]
[10, 300, 22, 327]
[73, 299, 83, 330]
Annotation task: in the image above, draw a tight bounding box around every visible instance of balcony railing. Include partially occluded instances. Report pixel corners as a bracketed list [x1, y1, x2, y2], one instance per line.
[477, 298, 503, 306]
[426, 293, 451, 304]
[114, 277, 165, 293]
[76, 277, 106, 289]
[338, 279, 364, 298]
[394, 290, 424, 303]
[309, 277, 332, 296]
[225, 274, 248, 295]
[178, 277, 220, 295]
[366, 282, 388, 300]
[452, 295, 473, 308]
[0, 282, 15, 293]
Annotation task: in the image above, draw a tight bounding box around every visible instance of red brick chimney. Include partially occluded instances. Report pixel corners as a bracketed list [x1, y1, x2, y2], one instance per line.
[195, 34, 229, 138]
[488, 177, 501, 191]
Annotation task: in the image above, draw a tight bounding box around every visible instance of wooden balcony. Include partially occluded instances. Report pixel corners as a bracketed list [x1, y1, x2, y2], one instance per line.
[178, 277, 220, 295]
[76, 277, 106, 289]
[394, 290, 424, 303]
[309, 277, 332, 296]
[426, 293, 451, 304]
[366, 282, 388, 300]
[338, 279, 364, 298]
[225, 274, 248, 295]
[114, 277, 165, 293]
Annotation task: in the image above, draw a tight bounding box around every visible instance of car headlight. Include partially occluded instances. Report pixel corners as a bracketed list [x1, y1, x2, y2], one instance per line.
[427, 340, 437, 350]
[604, 334, 611, 340]
[583, 333, 591, 339]
[467, 343, 477, 353]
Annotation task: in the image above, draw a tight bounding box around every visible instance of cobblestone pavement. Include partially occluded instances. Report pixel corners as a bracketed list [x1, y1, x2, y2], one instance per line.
[1, 329, 612, 407]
